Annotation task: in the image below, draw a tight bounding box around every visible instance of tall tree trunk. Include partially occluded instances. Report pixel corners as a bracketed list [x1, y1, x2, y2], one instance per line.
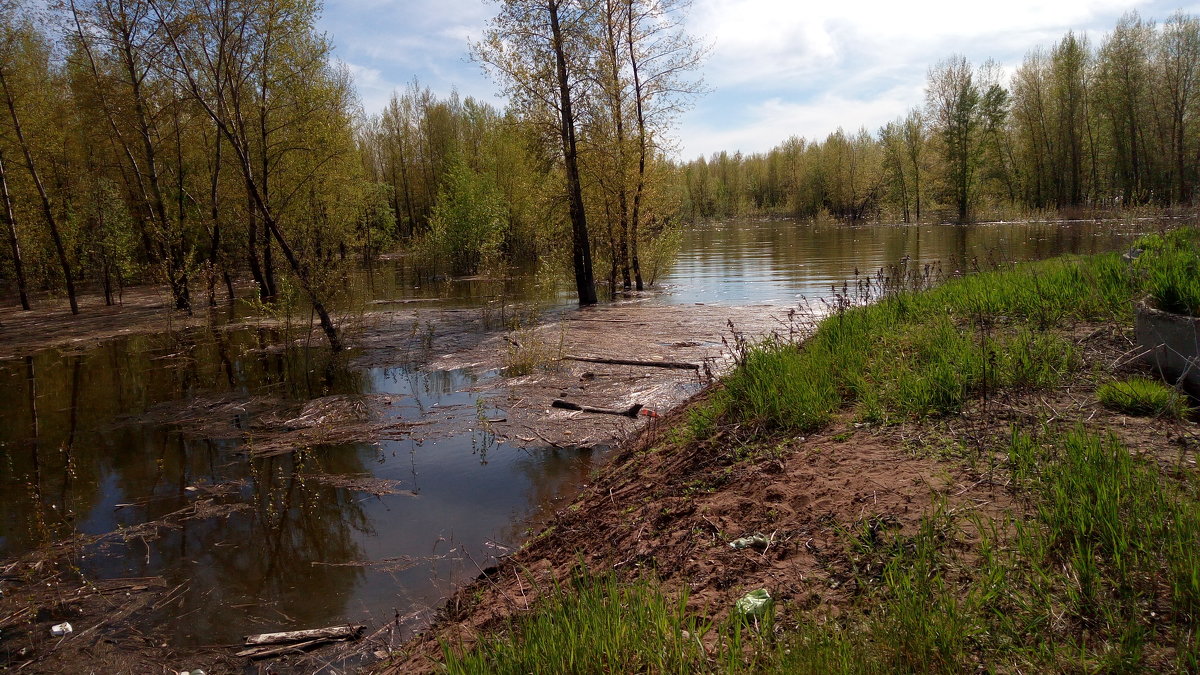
[548, 0, 597, 306]
[396, 136, 418, 237]
[1, 69, 78, 314]
[247, 185, 267, 300]
[603, 1, 632, 289]
[122, 39, 188, 312]
[0, 150, 30, 310]
[626, 0, 648, 290]
[262, 209, 342, 352]
[207, 130, 224, 307]
[262, 213, 277, 299]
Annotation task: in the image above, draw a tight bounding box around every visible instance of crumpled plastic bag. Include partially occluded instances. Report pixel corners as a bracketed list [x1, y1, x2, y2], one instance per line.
[735, 588, 773, 620]
[729, 533, 770, 550]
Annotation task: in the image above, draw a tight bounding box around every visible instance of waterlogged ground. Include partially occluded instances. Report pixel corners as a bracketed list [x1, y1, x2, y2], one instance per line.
[0, 218, 1154, 670]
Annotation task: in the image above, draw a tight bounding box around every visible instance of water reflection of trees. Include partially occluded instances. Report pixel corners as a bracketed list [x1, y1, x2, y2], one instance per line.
[495, 445, 598, 547]
[66, 436, 378, 645]
[0, 324, 377, 643]
[671, 220, 1141, 302]
[134, 445, 374, 645]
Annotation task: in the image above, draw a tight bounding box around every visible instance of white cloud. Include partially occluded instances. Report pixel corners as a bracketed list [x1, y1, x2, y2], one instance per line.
[669, 0, 1200, 157]
[320, 0, 497, 107]
[321, 0, 1200, 158]
[688, 0, 1150, 89]
[342, 61, 391, 115]
[678, 85, 923, 158]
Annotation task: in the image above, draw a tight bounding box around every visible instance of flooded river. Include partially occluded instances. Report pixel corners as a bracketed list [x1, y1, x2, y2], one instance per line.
[0, 219, 1151, 646]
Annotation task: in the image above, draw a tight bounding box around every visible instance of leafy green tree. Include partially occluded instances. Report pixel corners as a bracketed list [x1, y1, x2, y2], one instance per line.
[0, 10, 78, 313]
[1096, 12, 1153, 204]
[926, 55, 985, 222]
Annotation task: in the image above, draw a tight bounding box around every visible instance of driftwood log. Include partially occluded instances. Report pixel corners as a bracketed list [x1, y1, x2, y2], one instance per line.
[552, 399, 643, 417]
[244, 625, 364, 646]
[237, 639, 325, 659]
[563, 355, 699, 370]
[238, 624, 366, 657]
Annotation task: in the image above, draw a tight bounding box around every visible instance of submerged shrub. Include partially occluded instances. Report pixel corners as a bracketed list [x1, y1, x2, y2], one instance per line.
[419, 157, 506, 275]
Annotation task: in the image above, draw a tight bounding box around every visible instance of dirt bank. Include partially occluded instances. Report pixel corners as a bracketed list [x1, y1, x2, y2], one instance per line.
[379, 320, 1200, 672]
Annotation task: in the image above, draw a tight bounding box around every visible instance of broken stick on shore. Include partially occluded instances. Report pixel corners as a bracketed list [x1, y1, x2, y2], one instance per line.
[244, 625, 364, 646]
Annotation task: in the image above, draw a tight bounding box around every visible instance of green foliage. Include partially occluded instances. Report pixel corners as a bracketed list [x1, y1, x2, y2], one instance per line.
[1004, 429, 1200, 668]
[1097, 377, 1192, 418]
[640, 222, 684, 286]
[356, 181, 398, 253]
[419, 157, 506, 275]
[720, 339, 839, 432]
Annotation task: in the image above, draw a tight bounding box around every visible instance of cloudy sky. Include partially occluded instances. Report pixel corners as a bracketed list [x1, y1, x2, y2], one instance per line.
[320, 0, 1200, 160]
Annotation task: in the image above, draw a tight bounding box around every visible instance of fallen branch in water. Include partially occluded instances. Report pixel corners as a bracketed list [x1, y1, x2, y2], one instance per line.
[562, 355, 699, 370]
[243, 624, 365, 646]
[552, 399, 643, 417]
[237, 624, 365, 659]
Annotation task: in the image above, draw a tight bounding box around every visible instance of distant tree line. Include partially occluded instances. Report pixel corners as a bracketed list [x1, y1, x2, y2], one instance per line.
[680, 12, 1200, 224]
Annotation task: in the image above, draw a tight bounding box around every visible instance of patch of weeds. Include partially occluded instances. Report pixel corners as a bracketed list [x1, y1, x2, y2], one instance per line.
[720, 253, 1131, 434]
[684, 398, 724, 441]
[503, 323, 564, 376]
[729, 440, 767, 463]
[681, 479, 715, 496]
[441, 572, 729, 674]
[682, 468, 732, 496]
[1097, 376, 1192, 419]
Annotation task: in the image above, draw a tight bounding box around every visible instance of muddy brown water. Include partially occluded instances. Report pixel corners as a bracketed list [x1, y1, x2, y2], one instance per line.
[0, 218, 1153, 648]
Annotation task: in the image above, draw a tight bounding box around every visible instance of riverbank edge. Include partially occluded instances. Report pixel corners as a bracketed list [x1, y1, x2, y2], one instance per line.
[380, 246, 1200, 673]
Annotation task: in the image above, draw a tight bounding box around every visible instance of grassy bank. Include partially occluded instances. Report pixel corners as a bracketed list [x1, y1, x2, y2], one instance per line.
[429, 231, 1200, 674]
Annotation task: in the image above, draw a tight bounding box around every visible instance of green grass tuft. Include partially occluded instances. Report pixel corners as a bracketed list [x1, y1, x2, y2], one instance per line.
[441, 573, 716, 674]
[1135, 227, 1200, 316]
[1097, 377, 1192, 419]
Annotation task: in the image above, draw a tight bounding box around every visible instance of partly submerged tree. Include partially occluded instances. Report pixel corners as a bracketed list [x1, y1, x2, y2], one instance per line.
[0, 7, 80, 313]
[152, 0, 360, 350]
[476, 0, 597, 305]
[925, 55, 1007, 223]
